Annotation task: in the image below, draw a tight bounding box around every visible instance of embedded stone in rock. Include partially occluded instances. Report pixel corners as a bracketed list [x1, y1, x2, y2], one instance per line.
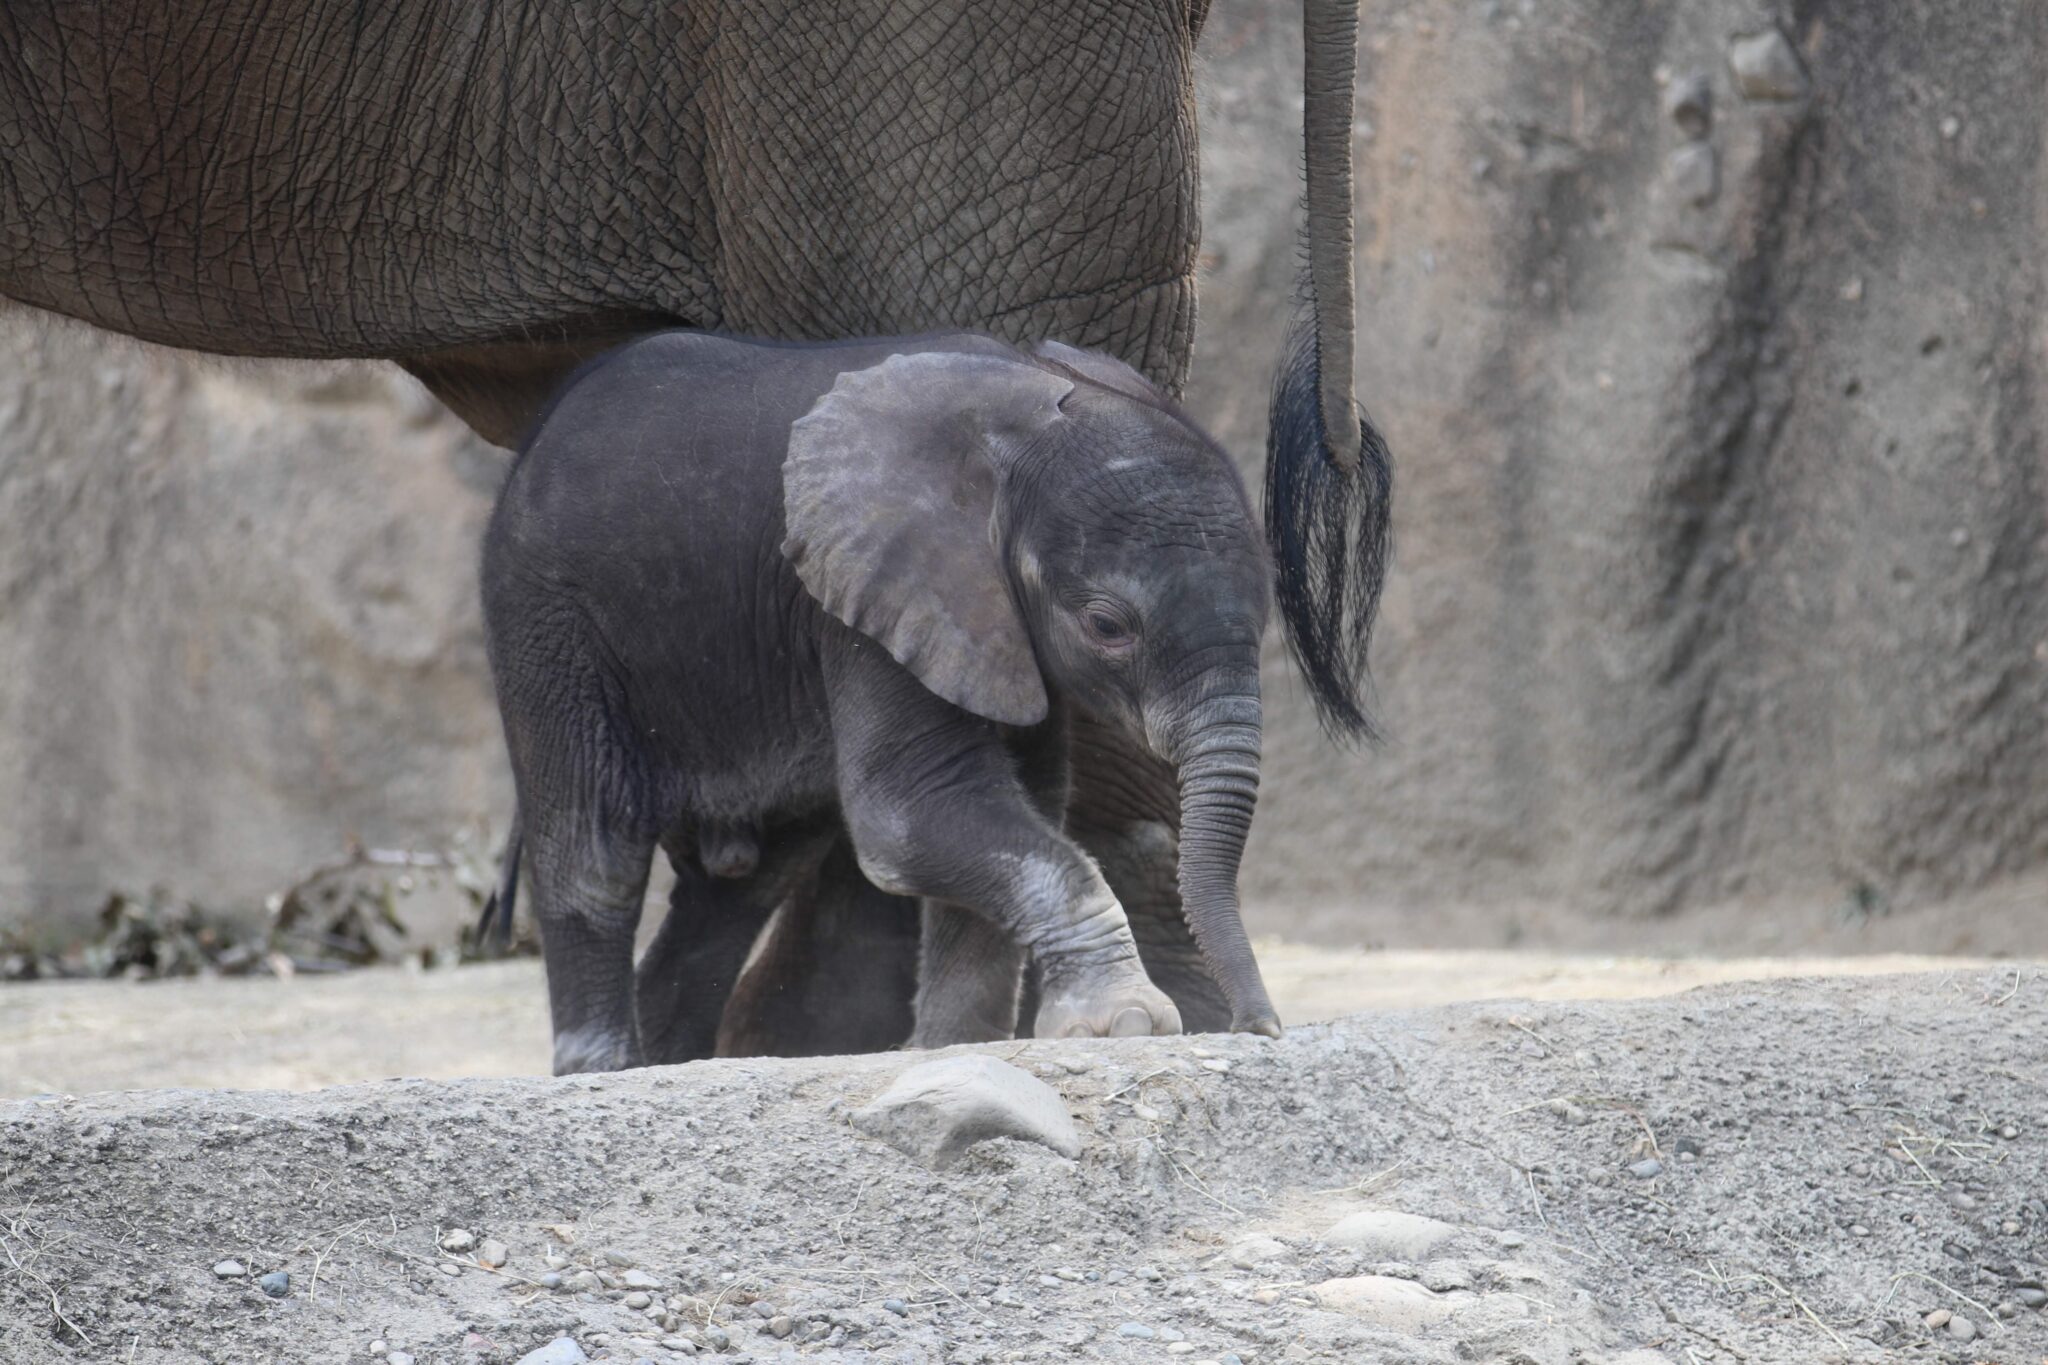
[1663, 71, 1713, 138]
[850, 1056, 1082, 1168]
[1312, 1276, 1470, 1330]
[1666, 145, 1718, 208]
[514, 1340, 589, 1365]
[1322, 1210, 1458, 1260]
[1728, 29, 1809, 101]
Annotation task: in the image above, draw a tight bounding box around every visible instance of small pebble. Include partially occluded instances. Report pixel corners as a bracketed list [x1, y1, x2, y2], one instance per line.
[1038, 1275, 1061, 1288]
[1422, 1262, 1472, 1293]
[1998, 1123, 2019, 1139]
[513, 1341, 589, 1365]
[1849, 1224, 1870, 1238]
[1200, 1058, 1232, 1074]
[767, 1316, 794, 1338]
[1167, 1345, 1195, 1356]
[624, 1292, 652, 1310]
[604, 1250, 636, 1268]
[621, 1269, 662, 1290]
[705, 1327, 731, 1350]
[258, 1271, 289, 1298]
[1497, 1232, 1525, 1250]
[751, 1301, 777, 1319]
[1227, 1236, 1288, 1269]
[1250, 1288, 1281, 1305]
[1158, 1327, 1185, 1344]
[883, 1298, 910, 1316]
[388, 1355, 416, 1365]
[212, 1259, 246, 1279]
[537, 1272, 564, 1291]
[660, 1339, 697, 1356]
[439, 1262, 462, 1276]
[1948, 1316, 1976, 1342]
[479, 1240, 510, 1269]
[1054, 1267, 1083, 1282]
[1924, 1309, 1952, 1329]
[2015, 1285, 2047, 1308]
[371, 1343, 387, 1355]
[440, 1229, 476, 1253]
[1117, 1322, 1156, 1339]
[2000, 1220, 2021, 1236]
[1628, 1158, 1664, 1179]
[1137, 1266, 1163, 1282]
[567, 1270, 603, 1293]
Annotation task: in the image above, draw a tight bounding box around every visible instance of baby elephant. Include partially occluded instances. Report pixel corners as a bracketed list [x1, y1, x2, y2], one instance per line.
[484, 330, 1277, 1074]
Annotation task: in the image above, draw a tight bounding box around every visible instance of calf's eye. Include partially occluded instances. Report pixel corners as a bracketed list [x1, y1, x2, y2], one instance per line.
[1085, 610, 1134, 645]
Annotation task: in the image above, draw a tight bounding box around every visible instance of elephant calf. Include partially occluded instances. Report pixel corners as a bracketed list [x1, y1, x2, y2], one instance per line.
[483, 329, 1278, 1074]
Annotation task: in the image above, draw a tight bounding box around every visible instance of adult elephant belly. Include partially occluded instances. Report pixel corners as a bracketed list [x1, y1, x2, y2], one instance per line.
[0, 0, 1197, 446]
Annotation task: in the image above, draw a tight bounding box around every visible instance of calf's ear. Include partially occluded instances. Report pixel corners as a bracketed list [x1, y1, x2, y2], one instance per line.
[1030, 340, 1171, 407]
[783, 351, 1070, 727]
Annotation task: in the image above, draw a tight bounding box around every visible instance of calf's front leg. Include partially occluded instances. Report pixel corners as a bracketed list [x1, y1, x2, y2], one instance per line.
[827, 650, 1179, 1041]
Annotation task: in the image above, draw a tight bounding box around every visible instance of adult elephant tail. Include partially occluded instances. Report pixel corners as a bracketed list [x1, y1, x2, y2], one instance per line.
[1266, 0, 1394, 741]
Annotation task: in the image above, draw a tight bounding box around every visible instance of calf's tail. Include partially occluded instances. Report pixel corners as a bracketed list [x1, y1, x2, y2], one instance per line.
[477, 810, 523, 950]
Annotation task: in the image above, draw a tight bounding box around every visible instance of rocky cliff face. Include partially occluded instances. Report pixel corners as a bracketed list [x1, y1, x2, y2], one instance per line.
[0, 319, 507, 942]
[1193, 0, 2048, 929]
[3, 0, 2044, 943]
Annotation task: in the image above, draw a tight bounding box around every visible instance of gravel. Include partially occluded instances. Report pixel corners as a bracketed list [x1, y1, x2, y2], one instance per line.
[0, 976, 2041, 1364]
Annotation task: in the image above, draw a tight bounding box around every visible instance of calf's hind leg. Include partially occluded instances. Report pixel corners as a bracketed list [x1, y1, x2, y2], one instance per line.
[523, 800, 658, 1075]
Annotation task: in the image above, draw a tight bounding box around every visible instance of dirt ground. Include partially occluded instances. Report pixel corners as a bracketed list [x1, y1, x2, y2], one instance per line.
[2, 965, 2045, 1365]
[0, 945, 2017, 1099]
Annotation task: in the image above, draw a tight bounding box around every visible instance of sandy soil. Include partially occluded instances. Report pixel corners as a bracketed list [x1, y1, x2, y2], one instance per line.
[1, 970, 2043, 1365]
[0, 946, 2021, 1099]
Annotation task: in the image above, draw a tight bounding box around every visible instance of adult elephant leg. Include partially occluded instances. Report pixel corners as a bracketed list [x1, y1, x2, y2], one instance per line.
[715, 840, 920, 1058]
[1065, 707, 1233, 1033]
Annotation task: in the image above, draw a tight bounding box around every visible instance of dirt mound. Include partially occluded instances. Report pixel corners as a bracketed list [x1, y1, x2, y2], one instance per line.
[2, 971, 2042, 1363]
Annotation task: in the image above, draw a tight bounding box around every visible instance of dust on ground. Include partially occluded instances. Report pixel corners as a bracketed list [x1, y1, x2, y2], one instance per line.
[2, 971, 2044, 1365]
[0, 945, 2016, 1098]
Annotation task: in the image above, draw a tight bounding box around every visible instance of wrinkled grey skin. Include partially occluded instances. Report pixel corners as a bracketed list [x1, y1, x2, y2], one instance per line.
[0, 0, 1361, 451]
[483, 331, 1275, 1074]
[1, 0, 1378, 1056]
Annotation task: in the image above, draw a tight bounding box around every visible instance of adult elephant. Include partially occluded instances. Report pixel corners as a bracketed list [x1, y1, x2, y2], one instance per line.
[1, 0, 1389, 1043]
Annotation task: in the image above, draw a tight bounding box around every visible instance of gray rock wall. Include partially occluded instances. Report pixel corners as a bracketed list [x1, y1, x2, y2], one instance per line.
[3, 0, 2044, 943]
[0, 317, 508, 943]
[1192, 0, 2048, 927]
